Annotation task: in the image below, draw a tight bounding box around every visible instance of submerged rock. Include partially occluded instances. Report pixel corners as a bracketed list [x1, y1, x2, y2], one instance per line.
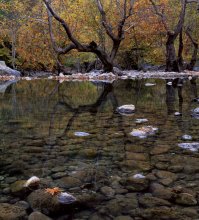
[27, 189, 75, 215]
[28, 211, 52, 220]
[178, 143, 199, 152]
[174, 112, 182, 116]
[116, 105, 135, 115]
[133, 174, 145, 179]
[135, 118, 148, 124]
[130, 126, 158, 138]
[24, 176, 40, 187]
[191, 107, 199, 119]
[192, 107, 199, 114]
[0, 203, 27, 219]
[74, 131, 90, 137]
[181, 135, 192, 141]
[192, 97, 199, 103]
[175, 193, 197, 206]
[100, 186, 115, 198]
[57, 192, 77, 204]
[124, 175, 149, 191]
[138, 194, 171, 208]
[10, 180, 26, 195]
[145, 83, 156, 87]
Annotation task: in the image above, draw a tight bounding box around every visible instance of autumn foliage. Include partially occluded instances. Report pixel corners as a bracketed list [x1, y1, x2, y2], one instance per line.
[0, 0, 199, 72]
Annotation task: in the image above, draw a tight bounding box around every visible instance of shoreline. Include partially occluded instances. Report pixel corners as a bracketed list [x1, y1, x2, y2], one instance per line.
[0, 70, 199, 82]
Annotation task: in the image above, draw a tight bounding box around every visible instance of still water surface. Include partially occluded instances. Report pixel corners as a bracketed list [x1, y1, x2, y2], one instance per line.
[0, 78, 199, 219]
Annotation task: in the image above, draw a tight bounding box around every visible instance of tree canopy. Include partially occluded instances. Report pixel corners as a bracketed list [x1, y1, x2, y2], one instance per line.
[0, 0, 199, 72]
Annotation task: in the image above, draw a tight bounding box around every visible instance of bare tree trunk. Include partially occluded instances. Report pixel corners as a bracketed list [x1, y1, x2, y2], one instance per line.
[11, 27, 16, 69]
[186, 28, 198, 70]
[166, 34, 180, 72]
[178, 29, 184, 69]
[150, 0, 186, 72]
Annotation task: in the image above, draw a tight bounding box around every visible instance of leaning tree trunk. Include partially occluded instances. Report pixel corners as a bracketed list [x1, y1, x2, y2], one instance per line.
[166, 34, 180, 72]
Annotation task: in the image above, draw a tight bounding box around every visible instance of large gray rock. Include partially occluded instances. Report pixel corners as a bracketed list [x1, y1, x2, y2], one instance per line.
[0, 63, 21, 76]
[0, 203, 27, 220]
[0, 61, 6, 66]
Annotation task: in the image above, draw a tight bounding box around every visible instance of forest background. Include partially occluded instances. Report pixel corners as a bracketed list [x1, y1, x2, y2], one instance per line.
[0, 0, 199, 73]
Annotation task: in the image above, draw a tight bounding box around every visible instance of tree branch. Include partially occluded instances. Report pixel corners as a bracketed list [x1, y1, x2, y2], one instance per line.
[43, 0, 83, 50]
[96, 0, 117, 41]
[149, 0, 169, 32]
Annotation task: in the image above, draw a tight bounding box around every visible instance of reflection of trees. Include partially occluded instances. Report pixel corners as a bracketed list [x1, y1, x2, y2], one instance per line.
[48, 82, 118, 137]
[190, 77, 198, 99]
[166, 78, 183, 115]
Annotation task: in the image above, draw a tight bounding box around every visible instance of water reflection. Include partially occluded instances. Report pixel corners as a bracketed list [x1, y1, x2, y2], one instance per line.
[0, 78, 199, 219]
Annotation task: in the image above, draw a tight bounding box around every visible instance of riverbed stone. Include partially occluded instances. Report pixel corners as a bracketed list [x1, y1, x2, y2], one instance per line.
[27, 189, 74, 215]
[0, 203, 27, 220]
[100, 186, 115, 198]
[125, 160, 151, 171]
[56, 176, 82, 188]
[151, 184, 174, 200]
[138, 194, 171, 207]
[115, 216, 133, 220]
[175, 193, 197, 205]
[150, 146, 171, 155]
[126, 152, 149, 161]
[10, 180, 26, 195]
[124, 175, 149, 191]
[156, 170, 177, 186]
[140, 207, 181, 219]
[28, 211, 52, 220]
[51, 172, 67, 180]
[103, 194, 138, 216]
[79, 148, 97, 158]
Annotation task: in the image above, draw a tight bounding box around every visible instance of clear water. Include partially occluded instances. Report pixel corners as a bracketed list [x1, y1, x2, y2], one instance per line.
[0, 78, 199, 219]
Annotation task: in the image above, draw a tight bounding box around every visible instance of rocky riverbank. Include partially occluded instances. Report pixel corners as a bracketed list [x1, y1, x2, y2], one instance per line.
[0, 69, 199, 82]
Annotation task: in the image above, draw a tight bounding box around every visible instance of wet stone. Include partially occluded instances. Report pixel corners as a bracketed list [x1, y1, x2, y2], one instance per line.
[124, 175, 149, 191]
[51, 166, 67, 173]
[51, 172, 67, 180]
[27, 189, 74, 215]
[126, 152, 149, 161]
[175, 193, 197, 206]
[150, 146, 171, 155]
[115, 216, 134, 220]
[140, 206, 181, 219]
[138, 194, 171, 208]
[100, 186, 115, 198]
[10, 180, 26, 195]
[28, 211, 52, 220]
[56, 176, 82, 189]
[79, 148, 97, 158]
[5, 177, 18, 184]
[0, 203, 27, 220]
[156, 170, 177, 186]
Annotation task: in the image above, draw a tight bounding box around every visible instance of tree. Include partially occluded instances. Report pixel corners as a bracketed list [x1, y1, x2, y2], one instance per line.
[149, 0, 187, 72]
[43, 0, 135, 73]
